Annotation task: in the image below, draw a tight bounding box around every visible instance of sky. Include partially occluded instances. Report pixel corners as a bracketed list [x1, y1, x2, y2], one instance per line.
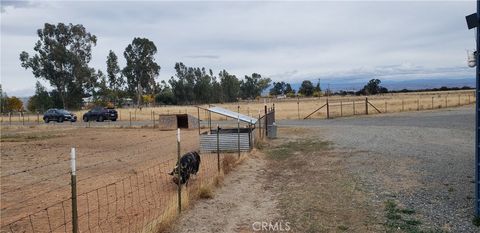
[0, 0, 477, 96]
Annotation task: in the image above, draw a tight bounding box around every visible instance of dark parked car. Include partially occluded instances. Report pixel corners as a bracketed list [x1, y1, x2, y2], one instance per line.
[43, 109, 77, 123]
[83, 107, 118, 122]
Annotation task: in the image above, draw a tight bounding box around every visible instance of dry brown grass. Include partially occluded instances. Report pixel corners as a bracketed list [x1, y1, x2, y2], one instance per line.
[222, 154, 237, 174]
[198, 185, 214, 199]
[1, 90, 474, 123]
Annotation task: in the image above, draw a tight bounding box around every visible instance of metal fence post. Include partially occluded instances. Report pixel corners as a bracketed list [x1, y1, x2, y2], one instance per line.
[217, 125, 220, 173]
[297, 97, 300, 120]
[264, 105, 268, 137]
[177, 129, 181, 213]
[152, 111, 155, 129]
[22, 112, 25, 125]
[197, 107, 201, 135]
[385, 101, 387, 113]
[71, 148, 79, 233]
[9, 112, 11, 125]
[258, 114, 262, 139]
[237, 107, 241, 158]
[432, 97, 434, 109]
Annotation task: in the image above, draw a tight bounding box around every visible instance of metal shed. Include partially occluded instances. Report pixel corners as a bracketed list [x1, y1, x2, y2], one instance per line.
[199, 106, 257, 153]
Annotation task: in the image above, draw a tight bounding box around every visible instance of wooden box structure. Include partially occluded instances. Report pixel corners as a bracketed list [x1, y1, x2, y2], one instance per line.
[158, 114, 199, 130]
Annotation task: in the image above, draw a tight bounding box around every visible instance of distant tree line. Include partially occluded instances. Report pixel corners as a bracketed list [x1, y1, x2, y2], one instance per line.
[18, 23, 272, 112]
[10, 23, 476, 113]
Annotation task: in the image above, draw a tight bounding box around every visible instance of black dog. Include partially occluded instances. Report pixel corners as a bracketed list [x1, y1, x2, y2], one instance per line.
[168, 151, 201, 186]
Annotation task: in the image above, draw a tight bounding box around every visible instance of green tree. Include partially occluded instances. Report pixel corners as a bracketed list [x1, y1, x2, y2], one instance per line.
[169, 62, 195, 104]
[314, 82, 321, 92]
[106, 50, 124, 106]
[155, 81, 175, 105]
[361, 79, 388, 95]
[27, 81, 53, 112]
[123, 37, 161, 105]
[298, 80, 314, 96]
[219, 70, 239, 102]
[239, 73, 271, 99]
[0, 84, 7, 113]
[193, 67, 212, 104]
[20, 23, 97, 109]
[5, 96, 23, 112]
[269, 81, 288, 96]
[285, 83, 295, 94]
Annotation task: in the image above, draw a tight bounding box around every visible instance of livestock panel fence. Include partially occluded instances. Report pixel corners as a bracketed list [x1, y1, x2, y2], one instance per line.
[1, 129, 251, 233]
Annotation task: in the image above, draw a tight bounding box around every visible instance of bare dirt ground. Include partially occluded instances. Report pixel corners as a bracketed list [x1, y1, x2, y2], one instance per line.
[0, 126, 199, 228]
[168, 151, 280, 233]
[169, 129, 382, 233]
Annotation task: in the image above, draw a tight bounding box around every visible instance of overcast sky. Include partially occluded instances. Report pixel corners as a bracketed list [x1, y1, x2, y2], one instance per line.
[0, 0, 476, 96]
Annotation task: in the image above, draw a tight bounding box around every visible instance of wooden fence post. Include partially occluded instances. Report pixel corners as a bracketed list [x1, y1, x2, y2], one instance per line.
[402, 99, 404, 111]
[71, 148, 79, 233]
[385, 101, 387, 113]
[432, 97, 434, 109]
[340, 100, 343, 117]
[445, 95, 447, 108]
[353, 100, 356, 115]
[417, 99, 420, 111]
[129, 112, 132, 127]
[326, 98, 330, 119]
[365, 97, 368, 115]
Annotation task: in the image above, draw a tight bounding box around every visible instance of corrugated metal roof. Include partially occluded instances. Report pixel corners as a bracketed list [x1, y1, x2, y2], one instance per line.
[208, 106, 257, 124]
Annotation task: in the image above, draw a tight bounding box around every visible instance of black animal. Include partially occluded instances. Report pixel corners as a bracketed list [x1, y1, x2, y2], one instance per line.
[168, 151, 201, 185]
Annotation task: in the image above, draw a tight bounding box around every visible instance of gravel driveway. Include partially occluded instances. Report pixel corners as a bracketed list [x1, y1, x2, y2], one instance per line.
[278, 106, 477, 232]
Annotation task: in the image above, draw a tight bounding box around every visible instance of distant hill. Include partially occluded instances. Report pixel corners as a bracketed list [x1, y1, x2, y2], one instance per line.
[286, 77, 475, 93]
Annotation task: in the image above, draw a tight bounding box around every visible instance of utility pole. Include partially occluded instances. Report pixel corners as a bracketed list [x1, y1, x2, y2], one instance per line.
[465, 1, 480, 217]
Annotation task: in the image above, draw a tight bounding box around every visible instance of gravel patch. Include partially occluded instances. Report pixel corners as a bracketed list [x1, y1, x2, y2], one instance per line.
[278, 106, 477, 232]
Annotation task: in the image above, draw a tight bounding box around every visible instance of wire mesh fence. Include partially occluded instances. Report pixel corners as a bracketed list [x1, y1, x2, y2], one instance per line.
[0, 126, 245, 233]
[2, 151, 236, 233]
[302, 92, 476, 119]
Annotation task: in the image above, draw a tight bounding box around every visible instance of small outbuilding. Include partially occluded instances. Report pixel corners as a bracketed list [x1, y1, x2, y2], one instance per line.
[199, 106, 257, 153]
[158, 114, 199, 130]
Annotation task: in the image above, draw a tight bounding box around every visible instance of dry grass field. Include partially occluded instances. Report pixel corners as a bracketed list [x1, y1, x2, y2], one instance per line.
[0, 90, 475, 124]
[0, 126, 236, 232]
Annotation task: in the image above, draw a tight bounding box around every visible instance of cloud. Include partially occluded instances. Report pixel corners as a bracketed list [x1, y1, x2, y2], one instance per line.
[0, 1, 476, 96]
[184, 55, 220, 59]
